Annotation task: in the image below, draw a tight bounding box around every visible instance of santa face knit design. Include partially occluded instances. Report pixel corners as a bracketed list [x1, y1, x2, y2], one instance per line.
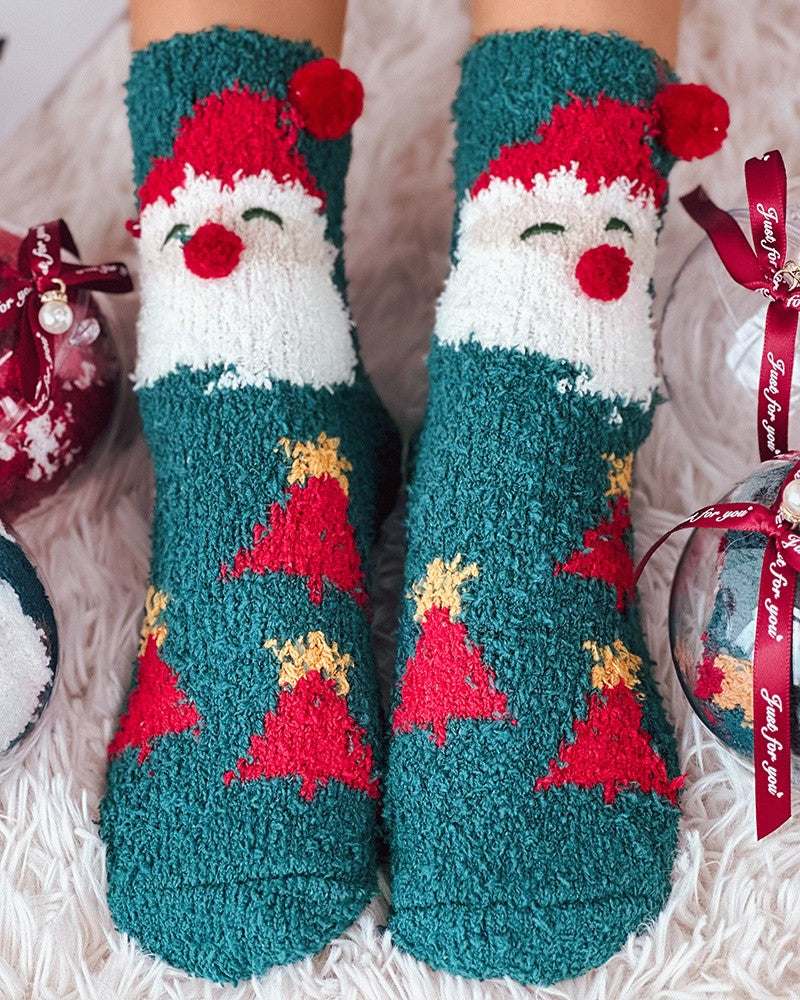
[385, 30, 727, 985]
[100, 29, 399, 983]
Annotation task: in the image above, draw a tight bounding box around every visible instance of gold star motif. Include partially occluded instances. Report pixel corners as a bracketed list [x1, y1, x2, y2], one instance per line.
[265, 630, 354, 695]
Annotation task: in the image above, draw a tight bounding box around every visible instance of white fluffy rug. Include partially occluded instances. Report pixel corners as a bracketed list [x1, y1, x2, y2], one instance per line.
[2, 1, 800, 997]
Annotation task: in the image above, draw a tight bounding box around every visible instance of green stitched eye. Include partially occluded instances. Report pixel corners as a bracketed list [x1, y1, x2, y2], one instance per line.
[606, 217, 633, 235]
[242, 207, 283, 227]
[162, 223, 190, 248]
[520, 222, 566, 240]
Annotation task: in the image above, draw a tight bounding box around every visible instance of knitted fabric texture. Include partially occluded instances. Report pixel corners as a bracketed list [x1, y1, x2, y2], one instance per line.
[691, 532, 765, 758]
[385, 29, 725, 986]
[126, 30, 352, 255]
[100, 28, 398, 984]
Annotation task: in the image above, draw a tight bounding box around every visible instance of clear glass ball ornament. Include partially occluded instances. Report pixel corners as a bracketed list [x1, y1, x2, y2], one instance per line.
[669, 454, 800, 784]
[0, 520, 59, 764]
[660, 184, 800, 486]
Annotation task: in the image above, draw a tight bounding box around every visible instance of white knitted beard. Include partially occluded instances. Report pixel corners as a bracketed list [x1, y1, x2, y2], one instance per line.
[436, 167, 660, 407]
[134, 168, 357, 392]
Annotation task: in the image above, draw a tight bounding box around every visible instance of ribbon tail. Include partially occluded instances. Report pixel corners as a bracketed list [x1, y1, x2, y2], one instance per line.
[61, 261, 132, 295]
[0, 276, 32, 334]
[753, 537, 793, 839]
[746, 151, 787, 270]
[17, 296, 55, 412]
[634, 503, 777, 586]
[18, 220, 66, 281]
[55, 219, 80, 262]
[16, 297, 42, 406]
[681, 187, 765, 289]
[758, 301, 798, 460]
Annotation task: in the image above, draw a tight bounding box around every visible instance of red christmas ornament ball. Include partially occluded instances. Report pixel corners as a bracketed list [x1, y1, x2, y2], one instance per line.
[0, 227, 121, 519]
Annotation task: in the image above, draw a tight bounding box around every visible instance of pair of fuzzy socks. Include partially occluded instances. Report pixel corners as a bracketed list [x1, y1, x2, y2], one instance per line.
[100, 24, 727, 987]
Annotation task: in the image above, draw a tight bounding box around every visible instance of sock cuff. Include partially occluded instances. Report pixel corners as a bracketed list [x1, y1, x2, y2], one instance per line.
[126, 28, 353, 248]
[128, 29, 320, 189]
[452, 29, 677, 202]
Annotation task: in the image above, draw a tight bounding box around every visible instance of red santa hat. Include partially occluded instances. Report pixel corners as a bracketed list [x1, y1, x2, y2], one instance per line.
[471, 84, 729, 209]
[137, 59, 363, 214]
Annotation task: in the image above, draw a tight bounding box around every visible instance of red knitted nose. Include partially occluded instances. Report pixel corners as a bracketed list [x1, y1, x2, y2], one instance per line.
[182, 222, 244, 279]
[574, 244, 632, 301]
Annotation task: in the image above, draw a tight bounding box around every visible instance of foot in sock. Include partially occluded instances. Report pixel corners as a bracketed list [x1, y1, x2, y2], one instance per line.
[385, 29, 727, 985]
[100, 28, 398, 983]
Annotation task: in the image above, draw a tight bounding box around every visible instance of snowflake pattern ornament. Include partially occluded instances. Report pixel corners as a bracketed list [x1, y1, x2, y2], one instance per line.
[0, 222, 126, 518]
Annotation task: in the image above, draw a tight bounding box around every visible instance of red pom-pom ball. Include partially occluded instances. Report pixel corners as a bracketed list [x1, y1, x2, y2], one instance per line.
[182, 222, 244, 280]
[653, 83, 729, 161]
[288, 58, 364, 140]
[575, 245, 632, 302]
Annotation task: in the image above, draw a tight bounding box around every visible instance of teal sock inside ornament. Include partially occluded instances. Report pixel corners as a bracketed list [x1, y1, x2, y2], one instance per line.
[670, 456, 800, 778]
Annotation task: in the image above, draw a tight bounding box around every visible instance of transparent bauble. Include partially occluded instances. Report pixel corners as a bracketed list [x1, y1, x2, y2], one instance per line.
[0, 519, 59, 763]
[669, 454, 800, 784]
[0, 222, 123, 520]
[660, 183, 800, 485]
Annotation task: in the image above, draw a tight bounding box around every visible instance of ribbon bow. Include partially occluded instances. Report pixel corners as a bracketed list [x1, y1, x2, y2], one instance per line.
[682, 150, 800, 462]
[0, 220, 132, 412]
[636, 456, 800, 838]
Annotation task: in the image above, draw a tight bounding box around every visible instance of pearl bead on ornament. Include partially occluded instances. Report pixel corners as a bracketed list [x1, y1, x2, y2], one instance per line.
[780, 479, 800, 526]
[38, 298, 74, 335]
[37, 279, 74, 336]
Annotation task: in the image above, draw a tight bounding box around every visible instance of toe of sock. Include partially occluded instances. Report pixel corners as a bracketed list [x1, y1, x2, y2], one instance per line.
[390, 890, 667, 985]
[108, 876, 372, 982]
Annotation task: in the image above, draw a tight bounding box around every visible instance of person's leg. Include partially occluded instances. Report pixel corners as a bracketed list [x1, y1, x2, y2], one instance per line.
[385, 1, 726, 986]
[100, 1, 398, 984]
[472, 0, 681, 64]
[130, 0, 348, 57]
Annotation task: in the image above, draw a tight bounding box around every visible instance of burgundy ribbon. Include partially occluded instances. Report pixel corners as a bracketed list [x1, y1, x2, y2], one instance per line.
[0, 220, 132, 412]
[636, 457, 800, 838]
[682, 150, 800, 462]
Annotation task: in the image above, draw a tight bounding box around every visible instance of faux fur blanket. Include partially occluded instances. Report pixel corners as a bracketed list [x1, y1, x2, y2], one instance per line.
[1, 1, 799, 997]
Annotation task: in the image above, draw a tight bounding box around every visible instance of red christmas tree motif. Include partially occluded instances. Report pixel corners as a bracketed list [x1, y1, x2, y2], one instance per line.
[694, 645, 725, 699]
[392, 556, 514, 746]
[535, 640, 683, 805]
[554, 497, 634, 612]
[223, 631, 378, 801]
[220, 433, 367, 607]
[692, 644, 753, 726]
[108, 630, 201, 765]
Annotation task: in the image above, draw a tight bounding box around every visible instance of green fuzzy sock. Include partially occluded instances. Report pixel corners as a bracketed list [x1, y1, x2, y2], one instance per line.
[100, 28, 398, 983]
[385, 29, 728, 985]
